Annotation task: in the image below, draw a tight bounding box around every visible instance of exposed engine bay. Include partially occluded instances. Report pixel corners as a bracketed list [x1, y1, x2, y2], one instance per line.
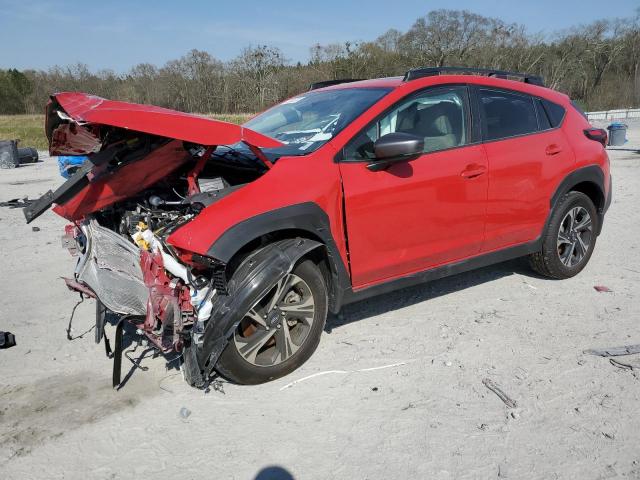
[61, 146, 261, 357]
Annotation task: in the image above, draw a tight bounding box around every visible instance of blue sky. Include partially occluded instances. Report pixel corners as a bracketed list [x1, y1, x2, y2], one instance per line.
[0, 0, 638, 71]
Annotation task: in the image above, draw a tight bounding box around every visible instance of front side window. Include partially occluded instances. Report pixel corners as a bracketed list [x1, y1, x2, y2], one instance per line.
[479, 89, 538, 141]
[343, 86, 469, 161]
[244, 87, 390, 156]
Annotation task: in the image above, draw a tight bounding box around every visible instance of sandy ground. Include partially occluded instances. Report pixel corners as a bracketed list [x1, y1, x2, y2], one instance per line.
[1, 124, 639, 480]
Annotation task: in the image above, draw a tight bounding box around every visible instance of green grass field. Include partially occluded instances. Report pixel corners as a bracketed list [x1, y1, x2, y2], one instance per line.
[0, 115, 48, 150]
[0, 113, 253, 151]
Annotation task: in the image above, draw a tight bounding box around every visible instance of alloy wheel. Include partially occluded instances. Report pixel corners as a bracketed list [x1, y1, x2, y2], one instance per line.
[557, 206, 593, 267]
[233, 273, 315, 367]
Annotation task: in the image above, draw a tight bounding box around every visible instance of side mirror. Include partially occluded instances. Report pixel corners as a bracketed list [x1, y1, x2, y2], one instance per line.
[367, 132, 424, 171]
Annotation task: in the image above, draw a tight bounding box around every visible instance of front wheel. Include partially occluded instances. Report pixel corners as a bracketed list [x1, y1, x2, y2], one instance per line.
[215, 259, 328, 385]
[529, 191, 598, 279]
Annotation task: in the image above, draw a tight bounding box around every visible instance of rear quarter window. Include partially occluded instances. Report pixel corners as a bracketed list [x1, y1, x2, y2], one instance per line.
[540, 99, 566, 127]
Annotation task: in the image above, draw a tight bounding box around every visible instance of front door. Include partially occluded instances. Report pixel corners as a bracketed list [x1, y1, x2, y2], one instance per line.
[338, 86, 488, 288]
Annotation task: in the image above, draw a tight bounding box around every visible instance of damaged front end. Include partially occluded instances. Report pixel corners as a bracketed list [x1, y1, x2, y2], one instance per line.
[64, 217, 217, 354]
[30, 92, 286, 387]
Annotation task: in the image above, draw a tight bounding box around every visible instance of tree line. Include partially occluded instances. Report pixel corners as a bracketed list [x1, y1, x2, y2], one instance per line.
[1, 9, 639, 115]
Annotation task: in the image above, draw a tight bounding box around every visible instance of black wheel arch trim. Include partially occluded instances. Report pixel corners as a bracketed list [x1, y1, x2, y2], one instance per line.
[192, 238, 323, 382]
[205, 202, 352, 313]
[549, 165, 608, 235]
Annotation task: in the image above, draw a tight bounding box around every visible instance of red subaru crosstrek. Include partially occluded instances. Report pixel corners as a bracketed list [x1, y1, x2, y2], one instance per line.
[26, 67, 611, 387]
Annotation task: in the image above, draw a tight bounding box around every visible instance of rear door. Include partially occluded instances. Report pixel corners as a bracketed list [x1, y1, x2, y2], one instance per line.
[338, 85, 488, 288]
[476, 88, 574, 251]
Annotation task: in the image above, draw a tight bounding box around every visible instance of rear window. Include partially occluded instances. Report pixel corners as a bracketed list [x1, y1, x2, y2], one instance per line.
[478, 89, 538, 141]
[540, 99, 566, 127]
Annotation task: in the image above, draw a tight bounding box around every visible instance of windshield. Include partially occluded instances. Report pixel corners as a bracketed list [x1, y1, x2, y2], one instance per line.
[244, 87, 391, 155]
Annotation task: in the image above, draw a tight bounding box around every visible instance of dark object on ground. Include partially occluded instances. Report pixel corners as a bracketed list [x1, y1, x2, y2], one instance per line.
[0, 198, 37, 209]
[584, 344, 640, 357]
[0, 197, 35, 208]
[482, 378, 517, 408]
[31, 226, 40, 232]
[0, 140, 19, 169]
[607, 123, 627, 146]
[254, 466, 295, 480]
[610, 358, 634, 370]
[17, 147, 38, 164]
[0, 331, 16, 349]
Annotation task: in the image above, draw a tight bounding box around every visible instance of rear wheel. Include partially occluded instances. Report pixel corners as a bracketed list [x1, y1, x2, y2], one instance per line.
[529, 191, 598, 279]
[216, 259, 327, 385]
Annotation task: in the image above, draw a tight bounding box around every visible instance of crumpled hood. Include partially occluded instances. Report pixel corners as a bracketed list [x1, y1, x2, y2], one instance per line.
[47, 92, 283, 155]
[23, 93, 283, 223]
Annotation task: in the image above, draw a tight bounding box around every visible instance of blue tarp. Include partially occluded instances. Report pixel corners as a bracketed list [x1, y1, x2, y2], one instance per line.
[57, 156, 87, 178]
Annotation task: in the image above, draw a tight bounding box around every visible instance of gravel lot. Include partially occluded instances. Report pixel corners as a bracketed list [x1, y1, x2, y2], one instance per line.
[1, 123, 639, 479]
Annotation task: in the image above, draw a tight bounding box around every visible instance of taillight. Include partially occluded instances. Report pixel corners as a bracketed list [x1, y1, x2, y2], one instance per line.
[584, 128, 607, 147]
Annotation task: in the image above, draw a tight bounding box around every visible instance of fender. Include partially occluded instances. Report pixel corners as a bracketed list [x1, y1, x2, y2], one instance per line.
[206, 202, 352, 312]
[548, 164, 608, 234]
[184, 238, 322, 385]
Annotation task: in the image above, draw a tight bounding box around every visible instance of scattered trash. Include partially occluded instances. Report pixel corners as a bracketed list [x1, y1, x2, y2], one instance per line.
[179, 407, 192, 419]
[482, 378, 517, 408]
[609, 358, 634, 370]
[594, 285, 612, 293]
[0, 331, 16, 349]
[279, 361, 412, 390]
[0, 197, 36, 209]
[584, 344, 640, 357]
[31, 226, 40, 232]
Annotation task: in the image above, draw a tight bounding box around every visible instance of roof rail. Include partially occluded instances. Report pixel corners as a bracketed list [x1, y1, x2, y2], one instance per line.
[403, 67, 545, 87]
[309, 79, 363, 91]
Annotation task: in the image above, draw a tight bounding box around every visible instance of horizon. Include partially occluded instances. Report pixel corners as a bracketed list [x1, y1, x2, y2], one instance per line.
[0, 0, 639, 73]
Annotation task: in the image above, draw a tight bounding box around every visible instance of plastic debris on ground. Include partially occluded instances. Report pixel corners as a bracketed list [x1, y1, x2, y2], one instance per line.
[594, 285, 613, 293]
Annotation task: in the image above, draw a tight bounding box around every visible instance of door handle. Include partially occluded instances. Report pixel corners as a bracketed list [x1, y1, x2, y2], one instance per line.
[460, 164, 486, 179]
[545, 144, 562, 156]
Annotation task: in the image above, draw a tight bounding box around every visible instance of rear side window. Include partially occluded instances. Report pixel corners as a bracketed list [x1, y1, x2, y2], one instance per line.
[541, 99, 566, 127]
[535, 99, 552, 130]
[479, 89, 538, 141]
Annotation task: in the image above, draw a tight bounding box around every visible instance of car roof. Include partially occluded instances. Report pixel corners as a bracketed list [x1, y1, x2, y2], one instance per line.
[316, 77, 404, 90]
[316, 74, 568, 104]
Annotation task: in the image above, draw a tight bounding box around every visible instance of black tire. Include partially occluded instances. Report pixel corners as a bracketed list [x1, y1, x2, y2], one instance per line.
[215, 259, 328, 385]
[529, 191, 598, 279]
